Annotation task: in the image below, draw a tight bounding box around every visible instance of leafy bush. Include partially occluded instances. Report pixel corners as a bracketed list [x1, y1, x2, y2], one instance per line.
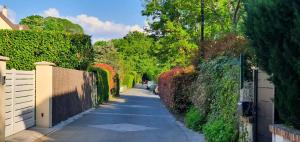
[203, 118, 237, 142]
[173, 72, 196, 113]
[112, 73, 120, 97]
[185, 106, 205, 132]
[122, 74, 135, 88]
[0, 30, 93, 70]
[245, 0, 300, 128]
[88, 67, 110, 103]
[190, 57, 240, 142]
[94, 63, 116, 89]
[158, 66, 195, 113]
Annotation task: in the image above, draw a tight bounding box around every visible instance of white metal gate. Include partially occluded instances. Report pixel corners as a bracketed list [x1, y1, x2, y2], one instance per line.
[4, 69, 35, 137]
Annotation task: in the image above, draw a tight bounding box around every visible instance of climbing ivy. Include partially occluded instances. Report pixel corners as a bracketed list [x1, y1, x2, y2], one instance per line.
[0, 30, 93, 70]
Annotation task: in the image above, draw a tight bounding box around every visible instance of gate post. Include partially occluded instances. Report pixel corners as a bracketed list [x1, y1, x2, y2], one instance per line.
[35, 61, 55, 128]
[0, 56, 9, 142]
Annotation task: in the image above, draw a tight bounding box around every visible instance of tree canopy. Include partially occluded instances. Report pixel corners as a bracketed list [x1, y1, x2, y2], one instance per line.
[20, 15, 84, 34]
[112, 32, 160, 80]
[142, 0, 245, 40]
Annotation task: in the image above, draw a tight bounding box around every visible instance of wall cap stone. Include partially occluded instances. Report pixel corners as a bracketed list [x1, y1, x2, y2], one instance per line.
[35, 61, 56, 66]
[0, 56, 9, 61]
[240, 116, 254, 124]
[270, 124, 300, 142]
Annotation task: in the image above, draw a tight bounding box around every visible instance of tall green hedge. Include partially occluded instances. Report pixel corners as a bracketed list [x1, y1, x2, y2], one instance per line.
[88, 67, 110, 103]
[188, 57, 240, 142]
[0, 30, 93, 70]
[122, 74, 135, 88]
[246, 0, 300, 128]
[112, 73, 120, 97]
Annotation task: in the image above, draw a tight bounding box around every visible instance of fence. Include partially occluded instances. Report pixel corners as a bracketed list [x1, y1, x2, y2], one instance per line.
[0, 58, 97, 141]
[4, 69, 35, 137]
[52, 67, 96, 125]
[35, 62, 97, 128]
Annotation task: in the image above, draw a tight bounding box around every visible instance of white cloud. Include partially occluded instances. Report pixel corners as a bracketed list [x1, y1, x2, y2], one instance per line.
[42, 8, 60, 17]
[41, 8, 144, 42]
[0, 5, 17, 23]
[68, 14, 143, 35]
[92, 37, 111, 43]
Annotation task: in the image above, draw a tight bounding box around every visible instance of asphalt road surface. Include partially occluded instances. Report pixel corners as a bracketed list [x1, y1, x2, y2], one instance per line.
[40, 87, 204, 142]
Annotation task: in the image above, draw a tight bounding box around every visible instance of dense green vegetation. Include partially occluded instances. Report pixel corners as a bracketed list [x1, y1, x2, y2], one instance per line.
[88, 66, 110, 103]
[113, 32, 160, 80]
[20, 15, 84, 34]
[185, 106, 205, 132]
[2, 0, 298, 140]
[200, 57, 240, 142]
[0, 30, 92, 70]
[142, 1, 247, 141]
[93, 32, 161, 87]
[246, 0, 300, 128]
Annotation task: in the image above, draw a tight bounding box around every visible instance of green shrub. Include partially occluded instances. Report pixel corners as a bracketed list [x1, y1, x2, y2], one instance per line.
[88, 67, 110, 103]
[173, 72, 196, 114]
[203, 118, 237, 142]
[158, 66, 195, 113]
[111, 73, 120, 97]
[190, 57, 240, 142]
[0, 30, 93, 70]
[122, 74, 135, 88]
[245, 0, 300, 128]
[185, 106, 205, 132]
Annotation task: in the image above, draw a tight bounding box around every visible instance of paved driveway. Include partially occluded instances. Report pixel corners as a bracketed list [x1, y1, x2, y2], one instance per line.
[40, 88, 204, 142]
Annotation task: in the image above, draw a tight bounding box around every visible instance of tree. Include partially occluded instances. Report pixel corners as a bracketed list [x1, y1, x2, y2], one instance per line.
[112, 32, 161, 80]
[142, 0, 246, 68]
[142, 0, 245, 40]
[246, 0, 300, 128]
[93, 41, 121, 71]
[20, 15, 84, 34]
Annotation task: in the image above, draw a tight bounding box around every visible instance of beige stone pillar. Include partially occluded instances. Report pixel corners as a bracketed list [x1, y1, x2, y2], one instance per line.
[35, 61, 55, 128]
[0, 56, 9, 142]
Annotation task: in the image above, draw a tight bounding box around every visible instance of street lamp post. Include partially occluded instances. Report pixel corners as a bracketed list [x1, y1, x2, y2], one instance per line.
[200, 0, 205, 56]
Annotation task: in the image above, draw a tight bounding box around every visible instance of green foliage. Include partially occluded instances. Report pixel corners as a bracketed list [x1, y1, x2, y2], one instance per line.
[93, 41, 121, 71]
[203, 118, 236, 142]
[20, 15, 84, 34]
[88, 67, 110, 103]
[185, 106, 206, 132]
[122, 74, 135, 88]
[0, 30, 93, 70]
[142, 0, 246, 71]
[112, 73, 120, 97]
[245, 0, 300, 128]
[112, 32, 161, 83]
[142, 0, 245, 40]
[189, 57, 240, 142]
[173, 72, 196, 113]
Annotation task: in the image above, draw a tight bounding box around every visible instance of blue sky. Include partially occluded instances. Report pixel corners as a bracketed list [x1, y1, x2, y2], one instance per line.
[0, 0, 147, 42]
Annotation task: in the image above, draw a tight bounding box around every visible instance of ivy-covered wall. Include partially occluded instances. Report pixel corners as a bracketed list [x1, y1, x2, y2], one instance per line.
[0, 30, 93, 70]
[187, 57, 240, 142]
[88, 66, 110, 104]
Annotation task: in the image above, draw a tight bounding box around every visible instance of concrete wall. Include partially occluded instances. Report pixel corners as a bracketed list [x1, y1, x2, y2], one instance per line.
[257, 70, 275, 142]
[52, 67, 95, 125]
[35, 62, 55, 128]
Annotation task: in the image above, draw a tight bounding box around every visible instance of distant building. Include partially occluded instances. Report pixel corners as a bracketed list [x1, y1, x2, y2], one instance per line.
[0, 5, 28, 30]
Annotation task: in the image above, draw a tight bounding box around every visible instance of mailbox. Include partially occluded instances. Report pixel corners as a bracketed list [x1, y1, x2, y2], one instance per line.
[238, 101, 253, 117]
[0, 75, 5, 85]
